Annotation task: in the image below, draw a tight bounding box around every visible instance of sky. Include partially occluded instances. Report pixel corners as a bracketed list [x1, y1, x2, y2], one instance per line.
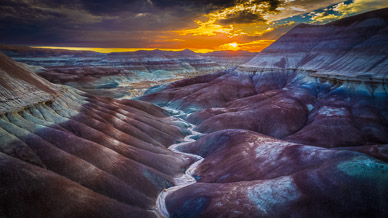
[1, 0, 388, 52]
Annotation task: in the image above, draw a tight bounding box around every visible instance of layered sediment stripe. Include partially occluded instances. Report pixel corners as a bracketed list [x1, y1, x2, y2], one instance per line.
[0, 83, 196, 216]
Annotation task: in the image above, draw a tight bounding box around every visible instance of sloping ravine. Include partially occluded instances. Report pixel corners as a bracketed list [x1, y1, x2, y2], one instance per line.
[156, 107, 204, 217]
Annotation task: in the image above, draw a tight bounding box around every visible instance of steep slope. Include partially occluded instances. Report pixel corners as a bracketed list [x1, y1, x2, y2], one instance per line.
[242, 7, 388, 81]
[0, 52, 59, 113]
[0, 51, 196, 217]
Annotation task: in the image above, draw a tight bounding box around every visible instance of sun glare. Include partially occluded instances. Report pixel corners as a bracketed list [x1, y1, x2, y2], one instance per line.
[220, 42, 240, 51]
[230, 42, 238, 48]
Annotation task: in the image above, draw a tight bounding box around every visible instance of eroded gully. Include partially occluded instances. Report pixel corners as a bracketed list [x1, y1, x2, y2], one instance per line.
[155, 107, 204, 217]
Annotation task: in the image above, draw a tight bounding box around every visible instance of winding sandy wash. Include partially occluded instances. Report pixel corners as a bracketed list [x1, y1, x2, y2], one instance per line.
[155, 108, 204, 217]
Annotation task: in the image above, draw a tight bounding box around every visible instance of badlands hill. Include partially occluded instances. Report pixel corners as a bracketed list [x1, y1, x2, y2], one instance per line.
[0, 46, 255, 99]
[0, 50, 198, 217]
[140, 8, 388, 217]
[242, 7, 388, 81]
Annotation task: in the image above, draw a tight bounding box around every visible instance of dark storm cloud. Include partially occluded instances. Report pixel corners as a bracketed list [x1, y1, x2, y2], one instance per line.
[152, 0, 281, 11]
[0, 0, 284, 46]
[153, 0, 237, 12]
[216, 0, 283, 25]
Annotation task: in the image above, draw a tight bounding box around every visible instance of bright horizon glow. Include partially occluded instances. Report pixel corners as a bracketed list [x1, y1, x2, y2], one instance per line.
[31, 46, 220, 53]
[31, 39, 276, 54]
[230, 42, 238, 48]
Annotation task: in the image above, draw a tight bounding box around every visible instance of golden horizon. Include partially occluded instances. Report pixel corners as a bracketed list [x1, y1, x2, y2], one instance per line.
[31, 46, 213, 53]
[31, 41, 275, 54]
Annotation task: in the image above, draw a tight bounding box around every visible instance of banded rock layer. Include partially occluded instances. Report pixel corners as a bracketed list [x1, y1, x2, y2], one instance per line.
[1, 46, 255, 99]
[242, 7, 388, 81]
[0, 51, 195, 217]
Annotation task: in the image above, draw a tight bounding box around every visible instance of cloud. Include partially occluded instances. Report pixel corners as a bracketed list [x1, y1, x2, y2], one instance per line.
[176, 18, 235, 36]
[219, 10, 266, 24]
[263, 0, 343, 21]
[176, 0, 283, 38]
[253, 27, 274, 36]
[310, 12, 340, 23]
[175, 0, 348, 38]
[308, 0, 388, 24]
[0, 0, 386, 49]
[333, 0, 388, 16]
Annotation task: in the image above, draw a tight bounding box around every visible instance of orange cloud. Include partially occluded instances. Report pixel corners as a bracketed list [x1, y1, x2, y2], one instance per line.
[176, 18, 235, 37]
[176, 0, 280, 38]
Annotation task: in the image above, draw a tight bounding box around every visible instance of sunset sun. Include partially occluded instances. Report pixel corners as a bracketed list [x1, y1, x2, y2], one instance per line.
[230, 42, 238, 48]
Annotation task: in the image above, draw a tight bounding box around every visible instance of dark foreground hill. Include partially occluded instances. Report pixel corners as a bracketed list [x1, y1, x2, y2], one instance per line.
[0, 51, 196, 217]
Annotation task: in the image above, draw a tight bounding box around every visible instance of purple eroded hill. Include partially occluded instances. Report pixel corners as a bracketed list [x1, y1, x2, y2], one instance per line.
[242, 7, 388, 81]
[139, 8, 388, 217]
[0, 51, 199, 217]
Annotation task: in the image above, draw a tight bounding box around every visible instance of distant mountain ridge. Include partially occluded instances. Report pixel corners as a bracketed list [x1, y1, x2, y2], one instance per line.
[0, 44, 257, 57]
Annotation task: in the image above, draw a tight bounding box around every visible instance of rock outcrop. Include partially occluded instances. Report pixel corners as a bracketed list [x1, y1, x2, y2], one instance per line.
[0, 52, 59, 113]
